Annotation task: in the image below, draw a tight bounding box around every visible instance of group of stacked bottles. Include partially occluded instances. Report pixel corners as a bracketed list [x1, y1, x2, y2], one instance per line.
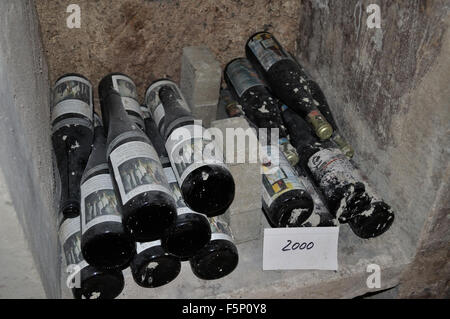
[224, 31, 395, 238]
[52, 73, 239, 299]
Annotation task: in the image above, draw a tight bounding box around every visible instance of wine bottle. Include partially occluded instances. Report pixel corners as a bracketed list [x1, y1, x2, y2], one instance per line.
[51, 74, 94, 218]
[223, 60, 314, 227]
[59, 216, 124, 299]
[304, 78, 354, 158]
[189, 213, 239, 280]
[80, 113, 136, 270]
[138, 107, 212, 259]
[130, 240, 181, 288]
[145, 80, 235, 217]
[245, 32, 333, 140]
[224, 57, 299, 166]
[98, 79, 177, 242]
[99, 73, 145, 131]
[281, 105, 394, 237]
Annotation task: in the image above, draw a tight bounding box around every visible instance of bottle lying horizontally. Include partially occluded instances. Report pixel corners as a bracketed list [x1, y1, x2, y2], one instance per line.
[139, 106, 211, 259]
[224, 57, 299, 166]
[224, 59, 314, 227]
[98, 73, 146, 131]
[59, 216, 125, 299]
[245, 31, 333, 141]
[130, 240, 181, 288]
[145, 79, 235, 217]
[189, 213, 239, 280]
[303, 75, 354, 159]
[281, 105, 395, 237]
[98, 80, 177, 242]
[80, 113, 136, 270]
[51, 73, 94, 218]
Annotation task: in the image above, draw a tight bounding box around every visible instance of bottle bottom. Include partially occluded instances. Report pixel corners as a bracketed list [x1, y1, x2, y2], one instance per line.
[72, 265, 124, 299]
[348, 202, 395, 239]
[61, 201, 80, 218]
[181, 165, 235, 217]
[130, 246, 181, 288]
[161, 213, 212, 259]
[189, 239, 239, 280]
[81, 223, 136, 270]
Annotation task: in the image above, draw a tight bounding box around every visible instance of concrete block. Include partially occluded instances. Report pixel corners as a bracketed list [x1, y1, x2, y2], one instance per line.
[227, 208, 263, 244]
[211, 117, 262, 213]
[180, 46, 222, 127]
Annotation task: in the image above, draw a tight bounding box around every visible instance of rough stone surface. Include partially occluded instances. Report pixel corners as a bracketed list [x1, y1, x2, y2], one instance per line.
[226, 208, 263, 244]
[0, 169, 46, 298]
[117, 223, 412, 298]
[0, 0, 58, 298]
[35, 0, 301, 109]
[211, 117, 262, 213]
[180, 46, 221, 127]
[295, 0, 449, 298]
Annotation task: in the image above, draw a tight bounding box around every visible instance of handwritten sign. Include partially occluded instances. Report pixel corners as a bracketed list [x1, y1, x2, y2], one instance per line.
[263, 227, 339, 271]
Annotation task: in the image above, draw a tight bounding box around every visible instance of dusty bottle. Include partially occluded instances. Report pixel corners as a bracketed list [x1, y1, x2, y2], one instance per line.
[245, 32, 333, 140]
[139, 107, 212, 259]
[145, 80, 235, 217]
[304, 78, 354, 158]
[189, 213, 239, 280]
[281, 105, 394, 237]
[99, 73, 145, 131]
[130, 240, 181, 288]
[98, 80, 177, 242]
[59, 216, 124, 299]
[223, 61, 314, 227]
[51, 74, 94, 218]
[224, 57, 299, 166]
[80, 114, 136, 270]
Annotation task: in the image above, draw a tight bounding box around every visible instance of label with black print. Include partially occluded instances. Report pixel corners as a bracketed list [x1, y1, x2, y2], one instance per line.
[307, 148, 358, 186]
[136, 240, 162, 254]
[261, 145, 307, 207]
[52, 76, 93, 122]
[247, 33, 292, 71]
[165, 124, 226, 186]
[80, 173, 123, 234]
[209, 215, 234, 242]
[226, 59, 265, 97]
[163, 167, 202, 217]
[59, 218, 85, 268]
[109, 140, 172, 204]
[111, 75, 144, 118]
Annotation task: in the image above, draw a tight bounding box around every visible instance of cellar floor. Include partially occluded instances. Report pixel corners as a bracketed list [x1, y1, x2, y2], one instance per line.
[61, 213, 413, 299]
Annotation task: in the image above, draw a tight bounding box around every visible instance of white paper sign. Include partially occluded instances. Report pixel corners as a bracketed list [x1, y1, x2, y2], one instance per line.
[263, 227, 339, 271]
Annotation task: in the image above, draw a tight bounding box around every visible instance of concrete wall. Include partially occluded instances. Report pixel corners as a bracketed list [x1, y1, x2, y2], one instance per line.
[0, 0, 58, 298]
[295, 0, 449, 298]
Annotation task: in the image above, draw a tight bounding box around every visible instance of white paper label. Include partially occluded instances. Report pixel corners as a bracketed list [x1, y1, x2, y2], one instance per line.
[136, 240, 161, 254]
[122, 97, 144, 117]
[109, 141, 171, 204]
[153, 103, 165, 127]
[80, 174, 122, 234]
[263, 227, 339, 271]
[52, 99, 92, 123]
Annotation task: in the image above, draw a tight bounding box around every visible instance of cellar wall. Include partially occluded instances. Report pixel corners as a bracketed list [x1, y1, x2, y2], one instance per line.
[295, 0, 449, 298]
[0, 0, 58, 298]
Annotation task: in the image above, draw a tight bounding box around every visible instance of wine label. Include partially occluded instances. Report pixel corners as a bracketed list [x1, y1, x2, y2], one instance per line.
[53, 76, 92, 123]
[163, 167, 201, 217]
[209, 215, 234, 242]
[145, 80, 190, 129]
[248, 33, 292, 71]
[226, 59, 265, 97]
[59, 218, 86, 268]
[261, 145, 307, 207]
[140, 106, 151, 119]
[111, 75, 144, 118]
[109, 140, 172, 204]
[165, 124, 226, 186]
[52, 100, 93, 123]
[307, 148, 358, 187]
[136, 240, 162, 254]
[80, 173, 123, 234]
